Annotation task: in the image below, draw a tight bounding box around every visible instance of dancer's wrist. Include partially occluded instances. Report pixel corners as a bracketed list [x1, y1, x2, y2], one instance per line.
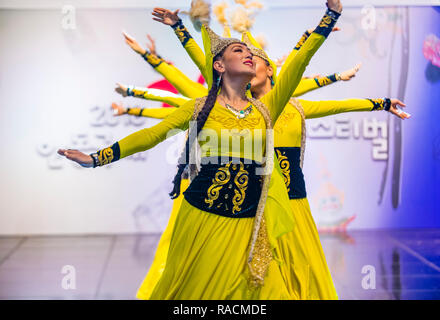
[314, 8, 341, 38]
[89, 153, 99, 168]
[384, 98, 391, 111]
[171, 18, 183, 30]
[126, 85, 134, 96]
[90, 143, 121, 167]
[368, 98, 391, 111]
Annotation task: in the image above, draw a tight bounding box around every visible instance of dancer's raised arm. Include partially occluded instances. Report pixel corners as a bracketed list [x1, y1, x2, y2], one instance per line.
[123, 31, 206, 98]
[112, 102, 179, 119]
[115, 84, 188, 107]
[152, 7, 208, 82]
[262, 0, 343, 123]
[293, 63, 361, 97]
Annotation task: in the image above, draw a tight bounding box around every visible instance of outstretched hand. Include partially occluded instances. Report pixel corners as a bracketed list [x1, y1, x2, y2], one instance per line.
[389, 99, 411, 120]
[122, 31, 146, 55]
[152, 8, 180, 26]
[327, 0, 343, 13]
[57, 149, 94, 167]
[340, 63, 362, 81]
[112, 102, 127, 116]
[146, 34, 157, 56]
[115, 83, 128, 97]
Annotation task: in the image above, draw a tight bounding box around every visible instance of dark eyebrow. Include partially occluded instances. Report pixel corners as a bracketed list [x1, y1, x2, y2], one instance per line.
[231, 44, 245, 50]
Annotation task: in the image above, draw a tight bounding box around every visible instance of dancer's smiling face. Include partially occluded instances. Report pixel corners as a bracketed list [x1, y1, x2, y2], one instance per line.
[250, 56, 273, 94]
[213, 43, 256, 81]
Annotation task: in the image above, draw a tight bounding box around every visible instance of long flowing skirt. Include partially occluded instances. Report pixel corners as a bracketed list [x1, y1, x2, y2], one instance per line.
[136, 179, 190, 300]
[277, 198, 338, 299]
[136, 176, 336, 299]
[147, 198, 297, 299]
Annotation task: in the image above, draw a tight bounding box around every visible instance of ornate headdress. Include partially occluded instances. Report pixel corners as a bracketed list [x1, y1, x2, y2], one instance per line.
[241, 31, 278, 83]
[201, 24, 244, 89]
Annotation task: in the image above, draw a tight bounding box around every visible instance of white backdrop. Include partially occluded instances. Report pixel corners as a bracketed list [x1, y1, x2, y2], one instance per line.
[0, 1, 439, 235]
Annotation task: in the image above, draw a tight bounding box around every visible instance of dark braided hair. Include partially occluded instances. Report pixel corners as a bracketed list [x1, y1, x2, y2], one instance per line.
[169, 52, 225, 199]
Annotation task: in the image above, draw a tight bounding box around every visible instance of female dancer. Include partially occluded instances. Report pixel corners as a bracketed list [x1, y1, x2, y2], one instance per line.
[58, 0, 342, 299]
[113, 7, 408, 299]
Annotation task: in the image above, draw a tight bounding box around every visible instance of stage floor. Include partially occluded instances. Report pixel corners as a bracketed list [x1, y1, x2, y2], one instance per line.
[1, 229, 439, 300]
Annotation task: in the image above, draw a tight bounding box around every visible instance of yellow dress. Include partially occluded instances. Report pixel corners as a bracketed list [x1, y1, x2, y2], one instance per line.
[129, 19, 383, 299]
[136, 178, 189, 300]
[100, 100, 300, 299]
[92, 28, 329, 299]
[127, 21, 385, 298]
[132, 98, 383, 300]
[273, 98, 379, 299]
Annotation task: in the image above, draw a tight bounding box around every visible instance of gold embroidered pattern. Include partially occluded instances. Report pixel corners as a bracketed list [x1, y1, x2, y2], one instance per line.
[232, 163, 249, 214]
[205, 25, 243, 57]
[319, 14, 333, 28]
[274, 111, 295, 135]
[246, 97, 274, 288]
[248, 216, 272, 288]
[210, 114, 261, 130]
[276, 149, 291, 192]
[132, 88, 147, 98]
[242, 33, 269, 62]
[143, 52, 164, 68]
[192, 94, 274, 287]
[174, 24, 191, 47]
[290, 98, 306, 169]
[205, 163, 232, 208]
[315, 10, 340, 38]
[98, 147, 114, 166]
[294, 31, 310, 50]
[315, 76, 333, 87]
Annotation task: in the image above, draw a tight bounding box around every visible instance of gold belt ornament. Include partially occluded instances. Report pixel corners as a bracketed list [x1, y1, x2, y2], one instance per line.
[204, 161, 249, 215]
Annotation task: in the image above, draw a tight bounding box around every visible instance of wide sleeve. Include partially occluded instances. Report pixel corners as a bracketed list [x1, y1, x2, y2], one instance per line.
[127, 86, 190, 107]
[299, 98, 389, 119]
[261, 9, 340, 123]
[292, 74, 339, 97]
[171, 19, 208, 82]
[127, 107, 178, 119]
[90, 100, 195, 167]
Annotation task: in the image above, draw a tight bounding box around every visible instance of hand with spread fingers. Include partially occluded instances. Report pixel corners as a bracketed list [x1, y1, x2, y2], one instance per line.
[152, 7, 180, 26]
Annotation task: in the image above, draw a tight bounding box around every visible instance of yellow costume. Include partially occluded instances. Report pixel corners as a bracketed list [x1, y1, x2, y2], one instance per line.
[129, 25, 341, 102]
[129, 21, 390, 299]
[92, 13, 336, 299]
[131, 98, 385, 299]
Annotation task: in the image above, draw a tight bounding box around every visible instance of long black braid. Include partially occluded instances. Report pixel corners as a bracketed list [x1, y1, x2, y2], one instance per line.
[169, 53, 224, 199]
